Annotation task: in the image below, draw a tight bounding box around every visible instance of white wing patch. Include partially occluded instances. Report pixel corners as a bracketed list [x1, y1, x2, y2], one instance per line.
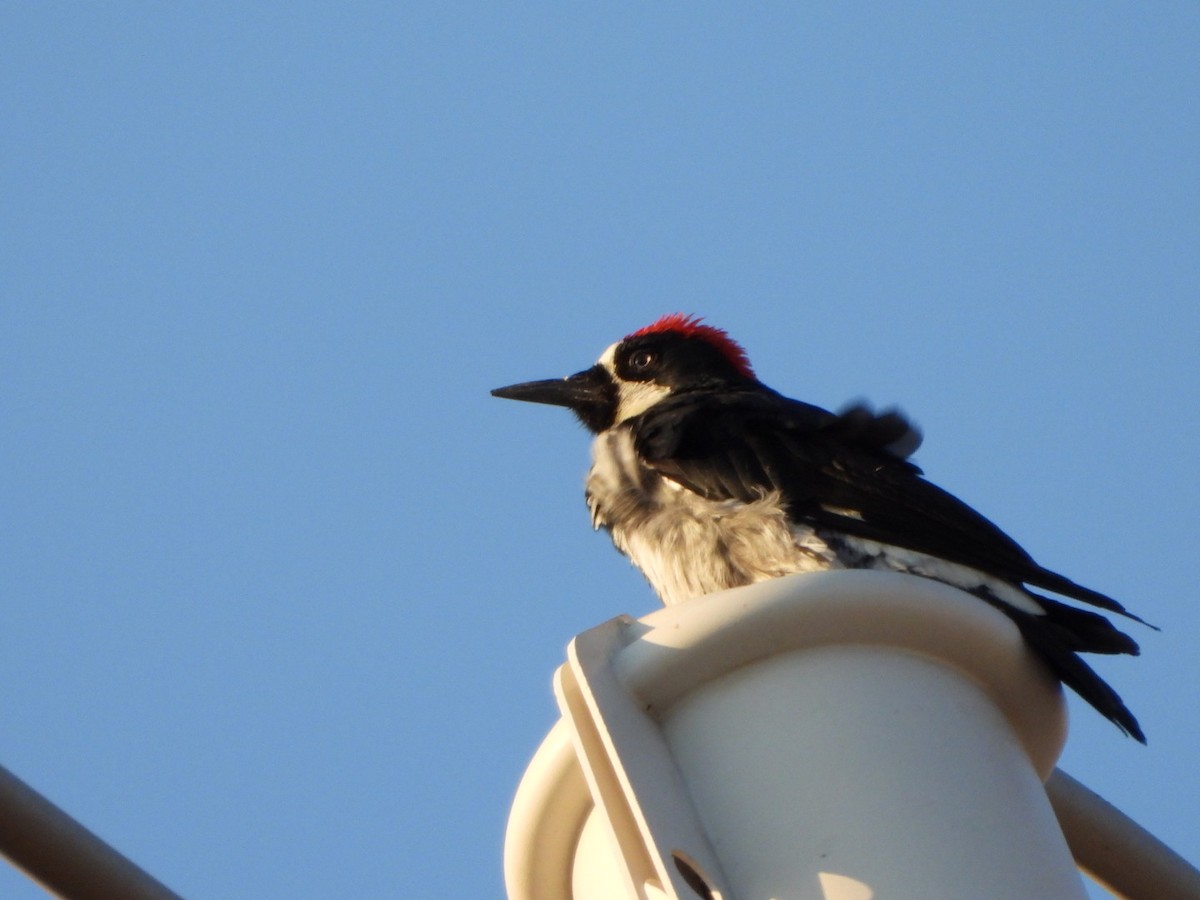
[832, 535, 1046, 616]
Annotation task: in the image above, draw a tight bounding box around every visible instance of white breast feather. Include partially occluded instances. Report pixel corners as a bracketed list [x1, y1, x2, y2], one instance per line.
[586, 430, 837, 605]
[585, 428, 1045, 616]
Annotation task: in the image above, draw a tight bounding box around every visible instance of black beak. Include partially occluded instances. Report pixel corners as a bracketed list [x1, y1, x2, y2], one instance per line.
[491, 365, 616, 432]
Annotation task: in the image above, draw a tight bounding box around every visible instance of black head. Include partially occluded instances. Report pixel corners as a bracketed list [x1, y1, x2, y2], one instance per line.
[609, 313, 755, 389]
[492, 315, 757, 433]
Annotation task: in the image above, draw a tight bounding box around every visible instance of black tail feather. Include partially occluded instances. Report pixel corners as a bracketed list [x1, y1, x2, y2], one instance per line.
[1027, 566, 1157, 630]
[971, 587, 1145, 743]
[1029, 592, 1141, 656]
[1011, 611, 1146, 743]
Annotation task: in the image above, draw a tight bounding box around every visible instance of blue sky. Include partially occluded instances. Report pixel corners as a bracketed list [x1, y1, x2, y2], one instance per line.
[2, 6, 1197, 898]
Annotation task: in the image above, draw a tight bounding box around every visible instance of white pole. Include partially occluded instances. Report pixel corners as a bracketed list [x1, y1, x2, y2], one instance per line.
[508, 570, 1093, 899]
[658, 644, 1082, 899]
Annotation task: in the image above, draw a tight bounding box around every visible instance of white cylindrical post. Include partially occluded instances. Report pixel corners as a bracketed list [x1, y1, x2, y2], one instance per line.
[506, 570, 1091, 900]
[659, 645, 1082, 899]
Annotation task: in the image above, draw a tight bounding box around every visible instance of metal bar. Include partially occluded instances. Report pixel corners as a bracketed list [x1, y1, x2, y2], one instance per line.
[1049, 768, 1200, 900]
[0, 763, 183, 900]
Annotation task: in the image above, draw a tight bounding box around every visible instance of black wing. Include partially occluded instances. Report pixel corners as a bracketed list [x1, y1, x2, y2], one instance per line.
[630, 387, 1145, 624]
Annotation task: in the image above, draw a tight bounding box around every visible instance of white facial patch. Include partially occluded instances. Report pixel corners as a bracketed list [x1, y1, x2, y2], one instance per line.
[614, 380, 671, 422]
[598, 342, 619, 369]
[597, 341, 672, 423]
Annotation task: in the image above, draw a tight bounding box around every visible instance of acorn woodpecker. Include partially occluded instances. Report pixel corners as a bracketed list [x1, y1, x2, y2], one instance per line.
[492, 314, 1147, 741]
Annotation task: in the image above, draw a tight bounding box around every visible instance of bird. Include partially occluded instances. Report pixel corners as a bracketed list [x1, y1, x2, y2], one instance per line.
[491, 313, 1147, 741]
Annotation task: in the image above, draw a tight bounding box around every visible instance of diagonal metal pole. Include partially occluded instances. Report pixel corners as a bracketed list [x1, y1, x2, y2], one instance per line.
[1049, 769, 1200, 900]
[0, 763, 183, 900]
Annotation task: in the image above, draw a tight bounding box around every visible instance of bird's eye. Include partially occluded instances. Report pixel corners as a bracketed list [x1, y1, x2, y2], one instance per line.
[630, 350, 656, 370]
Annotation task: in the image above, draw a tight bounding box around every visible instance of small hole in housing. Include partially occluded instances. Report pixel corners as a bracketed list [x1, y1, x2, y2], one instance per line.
[672, 850, 721, 900]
